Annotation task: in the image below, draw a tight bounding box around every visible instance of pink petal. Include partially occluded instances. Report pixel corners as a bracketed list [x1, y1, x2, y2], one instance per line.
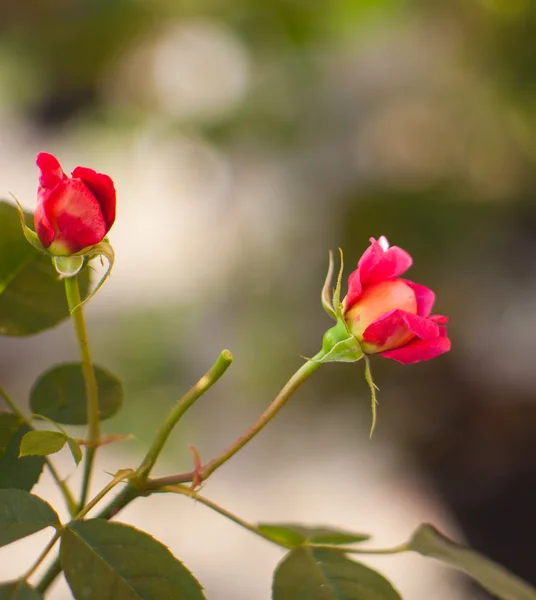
[358, 237, 413, 286]
[36, 152, 65, 190]
[72, 166, 116, 231]
[363, 309, 439, 353]
[42, 179, 107, 253]
[344, 268, 363, 311]
[430, 314, 448, 324]
[344, 237, 413, 312]
[380, 326, 451, 364]
[34, 202, 55, 248]
[402, 280, 435, 317]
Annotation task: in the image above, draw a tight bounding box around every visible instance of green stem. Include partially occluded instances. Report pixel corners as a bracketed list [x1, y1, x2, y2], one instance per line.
[146, 353, 324, 489]
[161, 484, 295, 549]
[137, 350, 233, 480]
[75, 470, 134, 520]
[363, 355, 378, 438]
[161, 485, 409, 556]
[200, 353, 323, 480]
[0, 386, 77, 516]
[36, 351, 322, 593]
[24, 531, 61, 581]
[35, 559, 61, 595]
[313, 543, 410, 555]
[36, 486, 138, 594]
[64, 275, 100, 510]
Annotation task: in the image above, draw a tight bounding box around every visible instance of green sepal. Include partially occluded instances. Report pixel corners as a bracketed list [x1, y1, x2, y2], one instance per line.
[364, 355, 379, 437]
[310, 318, 363, 364]
[321, 251, 336, 320]
[70, 240, 115, 311]
[11, 195, 47, 254]
[53, 256, 85, 277]
[331, 248, 345, 319]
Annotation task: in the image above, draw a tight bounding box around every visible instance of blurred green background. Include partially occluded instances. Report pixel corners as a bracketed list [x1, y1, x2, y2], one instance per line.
[2, 0, 536, 598]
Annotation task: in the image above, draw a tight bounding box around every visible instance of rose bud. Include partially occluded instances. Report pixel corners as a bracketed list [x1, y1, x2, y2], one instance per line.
[34, 152, 116, 256]
[343, 236, 450, 364]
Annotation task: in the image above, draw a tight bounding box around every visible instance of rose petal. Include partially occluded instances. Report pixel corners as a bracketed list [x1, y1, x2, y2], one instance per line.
[344, 268, 363, 311]
[34, 202, 55, 248]
[36, 152, 65, 190]
[43, 179, 107, 253]
[362, 309, 439, 353]
[72, 166, 116, 230]
[345, 238, 413, 312]
[430, 314, 448, 324]
[358, 237, 413, 286]
[402, 280, 435, 317]
[380, 326, 451, 364]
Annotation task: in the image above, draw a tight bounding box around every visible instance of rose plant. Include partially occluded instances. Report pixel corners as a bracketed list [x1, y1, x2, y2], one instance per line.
[0, 154, 533, 600]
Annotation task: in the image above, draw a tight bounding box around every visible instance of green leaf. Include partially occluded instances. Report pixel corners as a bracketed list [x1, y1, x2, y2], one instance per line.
[409, 524, 536, 600]
[19, 430, 67, 458]
[0, 201, 90, 337]
[273, 547, 401, 600]
[258, 523, 370, 547]
[0, 581, 42, 600]
[0, 488, 60, 547]
[0, 413, 45, 491]
[0, 413, 23, 459]
[67, 437, 83, 465]
[61, 519, 206, 600]
[30, 363, 124, 425]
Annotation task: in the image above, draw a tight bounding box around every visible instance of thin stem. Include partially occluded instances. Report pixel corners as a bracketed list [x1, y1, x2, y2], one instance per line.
[160, 484, 295, 549]
[160, 485, 410, 556]
[137, 350, 233, 479]
[313, 542, 410, 555]
[36, 351, 323, 593]
[0, 386, 77, 516]
[24, 531, 61, 580]
[64, 275, 100, 510]
[35, 559, 61, 595]
[363, 354, 378, 438]
[146, 353, 324, 489]
[75, 470, 134, 520]
[200, 353, 323, 480]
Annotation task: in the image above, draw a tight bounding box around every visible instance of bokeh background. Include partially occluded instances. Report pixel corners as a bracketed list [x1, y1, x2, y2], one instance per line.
[1, 0, 536, 597]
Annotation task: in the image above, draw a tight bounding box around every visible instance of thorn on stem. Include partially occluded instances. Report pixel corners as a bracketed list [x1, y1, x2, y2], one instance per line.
[188, 444, 204, 491]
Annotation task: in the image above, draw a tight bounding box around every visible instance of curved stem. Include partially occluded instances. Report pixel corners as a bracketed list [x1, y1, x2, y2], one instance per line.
[24, 531, 61, 581]
[64, 275, 100, 511]
[363, 355, 378, 438]
[35, 558, 61, 595]
[36, 485, 138, 594]
[160, 485, 410, 556]
[160, 484, 295, 549]
[146, 354, 324, 489]
[314, 543, 410, 555]
[199, 353, 323, 480]
[0, 386, 77, 516]
[36, 352, 323, 593]
[75, 470, 134, 520]
[137, 350, 233, 480]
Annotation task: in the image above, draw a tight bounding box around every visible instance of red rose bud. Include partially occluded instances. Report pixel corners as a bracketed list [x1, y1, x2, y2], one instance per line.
[343, 236, 450, 364]
[34, 152, 116, 256]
